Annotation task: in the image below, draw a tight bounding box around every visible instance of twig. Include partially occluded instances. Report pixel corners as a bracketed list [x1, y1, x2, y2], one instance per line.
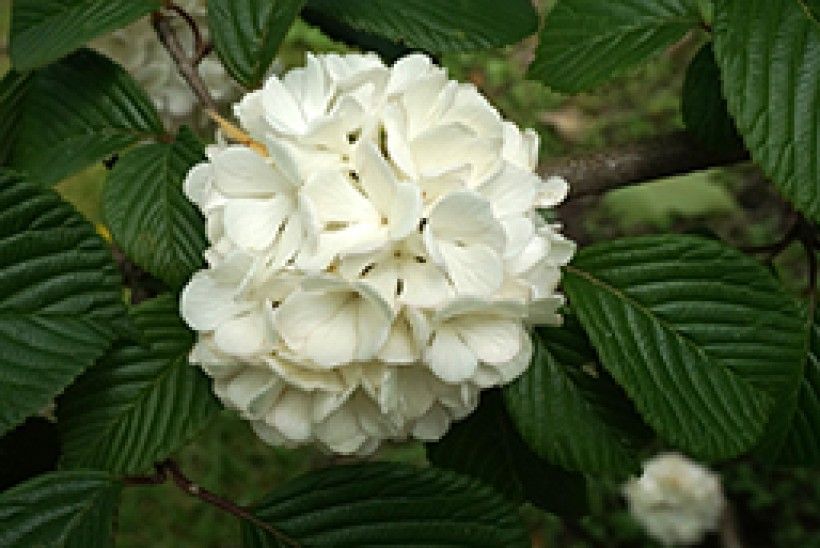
[123, 460, 301, 547]
[542, 131, 749, 201]
[152, 12, 218, 111]
[719, 503, 744, 548]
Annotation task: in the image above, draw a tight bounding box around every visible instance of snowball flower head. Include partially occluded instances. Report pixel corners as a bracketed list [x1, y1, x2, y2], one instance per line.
[181, 52, 574, 454]
[623, 453, 726, 546]
[93, 0, 241, 128]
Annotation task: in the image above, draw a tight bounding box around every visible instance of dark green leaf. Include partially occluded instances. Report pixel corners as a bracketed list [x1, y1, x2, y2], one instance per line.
[682, 42, 743, 153]
[0, 417, 60, 492]
[428, 389, 588, 515]
[300, 8, 412, 65]
[304, 0, 538, 53]
[9, 49, 165, 186]
[103, 127, 206, 289]
[563, 235, 805, 460]
[0, 470, 119, 548]
[10, 0, 160, 70]
[59, 294, 220, 474]
[529, 0, 701, 92]
[504, 317, 650, 476]
[0, 171, 126, 437]
[776, 304, 820, 464]
[209, 0, 305, 89]
[0, 71, 30, 166]
[713, 0, 820, 222]
[242, 463, 529, 547]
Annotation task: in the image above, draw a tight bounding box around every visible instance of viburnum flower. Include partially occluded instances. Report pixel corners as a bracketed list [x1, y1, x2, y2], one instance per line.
[92, 0, 243, 128]
[181, 52, 575, 454]
[623, 453, 726, 546]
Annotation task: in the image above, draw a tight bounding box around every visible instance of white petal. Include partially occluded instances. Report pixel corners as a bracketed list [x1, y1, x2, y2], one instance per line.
[453, 317, 522, 365]
[477, 162, 538, 217]
[233, 90, 270, 141]
[537, 176, 569, 208]
[275, 290, 347, 352]
[388, 182, 422, 240]
[438, 241, 503, 296]
[223, 196, 293, 251]
[301, 171, 378, 224]
[425, 326, 477, 383]
[180, 272, 243, 331]
[183, 162, 214, 209]
[212, 146, 289, 196]
[410, 123, 474, 177]
[381, 367, 434, 418]
[269, 390, 313, 442]
[382, 103, 416, 178]
[492, 329, 533, 383]
[214, 311, 268, 356]
[357, 142, 397, 215]
[378, 315, 418, 363]
[264, 356, 344, 392]
[261, 75, 307, 134]
[427, 190, 505, 249]
[412, 405, 450, 441]
[443, 86, 502, 137]
[314, 405, 368, 454]
[265, 139, 302, 186]
[398, 260, 451, 308]
[386, 53, 434, 95]
[501, 217, 535, 259]
[219, 368, 280, 418]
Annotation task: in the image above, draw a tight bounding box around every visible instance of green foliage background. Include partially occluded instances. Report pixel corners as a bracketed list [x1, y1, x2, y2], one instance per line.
[0, 1, 818, 546]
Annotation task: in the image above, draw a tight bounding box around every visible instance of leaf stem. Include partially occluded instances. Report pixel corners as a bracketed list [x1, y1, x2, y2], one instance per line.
[123, 459, 301, 547]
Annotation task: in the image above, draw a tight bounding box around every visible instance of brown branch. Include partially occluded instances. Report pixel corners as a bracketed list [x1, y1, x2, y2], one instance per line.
[152, 12, 218, 112]
[541, 130, 749, 201]
[124, 460, 301, 547]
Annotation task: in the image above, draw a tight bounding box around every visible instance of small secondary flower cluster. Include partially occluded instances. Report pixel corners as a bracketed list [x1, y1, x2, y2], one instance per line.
[624, 453, 726, 546]
[93, 0, 240, 128]
[181, 52, 574, 454]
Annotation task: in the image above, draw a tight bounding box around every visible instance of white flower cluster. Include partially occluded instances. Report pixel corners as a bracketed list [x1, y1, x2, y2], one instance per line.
[624, 453, 726, 546]
[92, 0, 240, 128]
[181, 52, 574, 454]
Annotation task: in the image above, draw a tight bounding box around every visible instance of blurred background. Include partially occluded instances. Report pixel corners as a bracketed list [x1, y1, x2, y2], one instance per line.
[1, 1, 818, 546]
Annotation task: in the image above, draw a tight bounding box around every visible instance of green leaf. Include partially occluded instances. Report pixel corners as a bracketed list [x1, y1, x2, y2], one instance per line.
[529, 0, 701, 93]
[59, 294, 220, 475]
[103, 127, 206, 289]
[504, 317, 650, 476]
[0, 71, 30, 166]
[428, 389, 588, 516]
[776, 304, 820, 464]
[0, 417, 60, 492]
[0, 470, 119, 548]
[10, 0, 161, 71]
[9, 49, 165, 186]
[242, 463, 529, 547]
[0, 171, 126, 437]
[562, 235, 805, 460]
[713, 0, 820, 222]
[209, 0, 305, 89]
[304, 0, 538, 53]
[682, 43, 743, 153]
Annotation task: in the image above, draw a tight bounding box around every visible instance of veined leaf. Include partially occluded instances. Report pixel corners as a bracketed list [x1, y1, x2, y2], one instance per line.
[776, 304, 820, 464]
[563, 235, 805, 460]
[529, 0, 701, 92]
[9, 49, 165, 186]
[713, 0, 820, 222]
[428, 389, 588, 516]
[10, 0, 160, 70]
[682, 43, 743, 153]
[209, 0, 305, 89]
[59, 294, 220, 474]
[242, 463, 529, 547]
[0, 171, 126, 437]
[0, 470, 119, 548]
[504, 317, 650, 476]
[304, 0, 538, 53]
[103, 127, 206, 289]
[0, 72, 30, 167]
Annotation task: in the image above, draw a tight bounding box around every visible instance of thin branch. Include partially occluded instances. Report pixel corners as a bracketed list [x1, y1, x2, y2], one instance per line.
[542, 131, 749, 201]
[167, 3, 205, 56]
[123, 460, 301, 547]
[151, 12, 218, 112]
